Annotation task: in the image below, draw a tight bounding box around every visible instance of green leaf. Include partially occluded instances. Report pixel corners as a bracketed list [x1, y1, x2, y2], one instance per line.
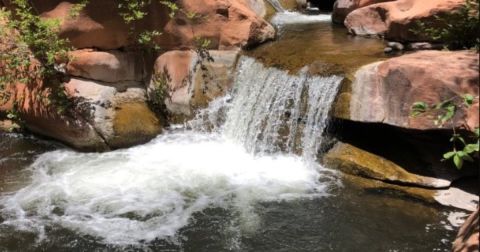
[443, 151, 456, 159]
[464, 143, 480, 153]
[411, 102, 428, 117]
[463, 94, 475, 107]
[453, 154, 464, 169]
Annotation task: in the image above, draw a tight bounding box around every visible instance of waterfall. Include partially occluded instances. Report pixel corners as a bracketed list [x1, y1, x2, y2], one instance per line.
[223, 57, 342, 160]
[266, 0, 286, 12]
[192, 56, 343, 160]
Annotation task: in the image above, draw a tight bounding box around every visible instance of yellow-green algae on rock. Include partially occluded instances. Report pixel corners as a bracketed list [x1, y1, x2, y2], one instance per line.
[323, 142, 451, 189]
[111, 102, 163, 148]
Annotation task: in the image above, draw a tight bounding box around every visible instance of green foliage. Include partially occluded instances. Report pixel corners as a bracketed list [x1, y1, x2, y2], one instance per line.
[160, 0, 179, 18]
[137, 30, 163, 50]
[412, 0, 479, 50]
[116, 0, 179, 50]
[69, 0, 88, 18]
[1, 0, 212, 124]
[117, 0, 152, 24]
[0, 0, 79, 120]
[411, 94, 480, 169]
[150, 71, 171, 115]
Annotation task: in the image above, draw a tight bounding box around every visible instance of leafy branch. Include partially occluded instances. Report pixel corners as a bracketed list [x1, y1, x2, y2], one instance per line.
[411, 94, 479, 169]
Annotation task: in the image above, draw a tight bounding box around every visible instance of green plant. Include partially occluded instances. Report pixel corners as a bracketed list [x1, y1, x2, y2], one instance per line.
[68, 0, 89, 18]
[149, 70, 171, 115]
[117, 0, 179, 50]
[411, 94, 480, 169]
[0, 0, 80, 119]
[412, 0, 479, 50]
[1, 0, 213, 124]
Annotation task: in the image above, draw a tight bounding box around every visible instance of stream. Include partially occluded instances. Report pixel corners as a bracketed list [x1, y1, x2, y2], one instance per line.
[0, 11, 460, 252]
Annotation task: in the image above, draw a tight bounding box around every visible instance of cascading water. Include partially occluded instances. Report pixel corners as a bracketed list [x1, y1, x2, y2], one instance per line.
[222, 57, 342, 160]
[266, 0, 286, 12]
[0, 57, 342, 246]
[266, 0, 332, 27]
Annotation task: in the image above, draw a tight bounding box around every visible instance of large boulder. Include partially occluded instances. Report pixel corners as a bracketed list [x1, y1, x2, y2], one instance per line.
[1, 78, 162, 151]
[149, 50, 239, 119]
[2, 0, 274, 50]
[332, 0, 395, 24]
[65, 78, 162, 150]
[453, 209, 480, 252]
[344, 0, 465, 41]
[66, 49, 146, 83]
[333, 50, 479, 130]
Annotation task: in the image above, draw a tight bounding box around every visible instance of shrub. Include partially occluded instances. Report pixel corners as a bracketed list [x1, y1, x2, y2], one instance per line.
[413, 0, 479, 50]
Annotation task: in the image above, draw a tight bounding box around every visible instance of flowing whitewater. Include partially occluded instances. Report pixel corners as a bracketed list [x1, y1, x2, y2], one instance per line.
[266, 0, 286, 12]
[0, 57, 342, 245]
[267, 0, 331, 27]
[222, 57, 342, 159]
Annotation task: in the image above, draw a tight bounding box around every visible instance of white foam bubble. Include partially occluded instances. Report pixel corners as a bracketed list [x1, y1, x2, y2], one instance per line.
[0, 131, 334, 245]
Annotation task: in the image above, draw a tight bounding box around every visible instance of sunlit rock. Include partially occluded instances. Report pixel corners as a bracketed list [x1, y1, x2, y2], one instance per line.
[344, 0, 465, 41]
[333, 50, 479, 130]
[149, 50, 240, 119]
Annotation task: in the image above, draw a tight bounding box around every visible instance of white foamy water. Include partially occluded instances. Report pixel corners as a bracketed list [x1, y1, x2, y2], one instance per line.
[271, 12, 332, 27]
[0, 132, 332, 244]
[0, 57, 341, 245]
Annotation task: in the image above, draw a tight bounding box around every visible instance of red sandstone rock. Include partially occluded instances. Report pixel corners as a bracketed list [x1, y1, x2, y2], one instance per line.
[2, 0, 274, 50]
[344, 0, 465, 41]
[332, 0, 396, 24]
[335, 50, 479, 131]
[67, 49, 146, 83]
[150, 50, 239, 118]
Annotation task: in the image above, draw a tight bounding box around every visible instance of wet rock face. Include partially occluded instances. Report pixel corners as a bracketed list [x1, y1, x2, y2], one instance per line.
[333, 50, 479, 131]
[323, 140, 479, 211]
[149, 50, 239, 120]
[323, 142, 451, 188]
[1, 0, 274, 50]
[325, 119, 479, 211]
[344, 0, 465, 41]
[453, 209, 479, 252]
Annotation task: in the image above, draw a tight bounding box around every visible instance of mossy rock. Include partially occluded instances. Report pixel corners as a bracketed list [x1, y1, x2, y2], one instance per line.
[342, 173, 437, 204]
[111, 102, 162, 148]
[323, 142, 451, 189]
[331, 78, 352, 120]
